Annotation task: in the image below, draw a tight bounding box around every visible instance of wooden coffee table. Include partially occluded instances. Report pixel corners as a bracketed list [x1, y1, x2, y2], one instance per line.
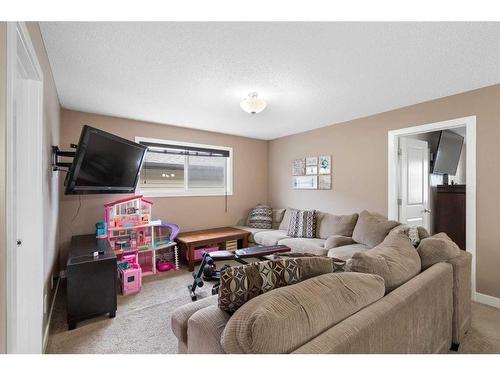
[176, 227, 250, 271]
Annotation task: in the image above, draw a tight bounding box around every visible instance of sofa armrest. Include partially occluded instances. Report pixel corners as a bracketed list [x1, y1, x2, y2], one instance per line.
[187, 305, 230, 354]
[171, 295, 218, 346]
[447, 251, 472, 345]
[325, 235, 356, 249]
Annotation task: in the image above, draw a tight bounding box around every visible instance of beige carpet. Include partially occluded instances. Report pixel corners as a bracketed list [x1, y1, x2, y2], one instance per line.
[46, 267, 500, 354]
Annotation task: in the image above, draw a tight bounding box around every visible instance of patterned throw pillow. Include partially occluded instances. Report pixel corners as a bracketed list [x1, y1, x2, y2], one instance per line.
[287, 209, 317, 238]
[218, 258, 301, 313]
[390, 225, 422, 247]
[218, 257, 340, 313]
[248, 205, 273, 229]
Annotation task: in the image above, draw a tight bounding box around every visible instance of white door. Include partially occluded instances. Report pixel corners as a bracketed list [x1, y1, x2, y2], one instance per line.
[398, 137, 430, 230]
[6, 22, 44, 353]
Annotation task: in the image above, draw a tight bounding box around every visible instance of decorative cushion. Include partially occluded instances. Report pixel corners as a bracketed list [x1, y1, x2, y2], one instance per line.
[278, 208, 296, 231]
[417, 232, 462, 270]
[272, 208, 286, 229]
[248, 205, 273, 229]
[287, 209, 317, 238]
[316, 212, 359, 239]
[389, 224, 425, 247]
[218, 257, 341, 313]
[349, 232, 421, 292]
[352, 210, 400, 248]
[220, 272, 385, 354]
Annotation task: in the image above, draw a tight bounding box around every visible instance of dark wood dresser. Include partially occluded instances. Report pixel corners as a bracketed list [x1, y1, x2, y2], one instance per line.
[66, 234, 117, 330]
[434, 184, 466, 250]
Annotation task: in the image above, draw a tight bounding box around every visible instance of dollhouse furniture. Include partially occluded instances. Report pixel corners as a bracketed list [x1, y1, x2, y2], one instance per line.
[118, 258, 142, 295]
[176, 227, 250, 271]
[66, 234, 117, 330]
[105, 195, 180, 276]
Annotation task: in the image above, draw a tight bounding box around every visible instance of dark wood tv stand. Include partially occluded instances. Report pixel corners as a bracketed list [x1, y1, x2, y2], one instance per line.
[66, 234, 117, 330]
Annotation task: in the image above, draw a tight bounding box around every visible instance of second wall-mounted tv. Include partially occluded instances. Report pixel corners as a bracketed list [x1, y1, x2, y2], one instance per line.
[432, 129, 464, 175]
[64, 125, 147, 194]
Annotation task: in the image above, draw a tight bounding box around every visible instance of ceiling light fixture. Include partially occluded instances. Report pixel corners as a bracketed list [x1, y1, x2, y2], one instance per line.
[240, 92, 266, 114]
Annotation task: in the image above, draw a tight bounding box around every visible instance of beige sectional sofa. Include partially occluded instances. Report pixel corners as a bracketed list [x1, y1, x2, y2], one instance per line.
[234, 208, 389, 259]
[172, 251, 471, 353]
[171, 209, 472, 354]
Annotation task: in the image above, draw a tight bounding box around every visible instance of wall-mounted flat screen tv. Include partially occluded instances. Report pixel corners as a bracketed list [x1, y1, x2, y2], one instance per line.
[432, 129, 464, 175]
[64, 125, 147, 194]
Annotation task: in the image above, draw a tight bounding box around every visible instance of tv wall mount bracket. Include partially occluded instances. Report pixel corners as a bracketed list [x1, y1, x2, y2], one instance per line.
[52, 144, 77, 171]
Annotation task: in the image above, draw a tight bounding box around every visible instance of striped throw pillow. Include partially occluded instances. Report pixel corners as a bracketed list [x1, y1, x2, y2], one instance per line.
[248, 205, 273, 229]
[287, 209, 317, 238]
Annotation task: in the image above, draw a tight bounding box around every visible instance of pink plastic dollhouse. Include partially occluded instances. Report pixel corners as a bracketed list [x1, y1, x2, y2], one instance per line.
[105, 195, 179, 282]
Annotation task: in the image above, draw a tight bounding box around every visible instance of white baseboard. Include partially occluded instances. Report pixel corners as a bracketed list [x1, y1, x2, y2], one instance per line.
[475, 292, 500, 309]
[43, 277, 60, 353]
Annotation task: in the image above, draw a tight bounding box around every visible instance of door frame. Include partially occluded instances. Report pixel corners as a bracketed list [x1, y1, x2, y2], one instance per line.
[388, 116, 476, 298]
[6, 22, 45, 353]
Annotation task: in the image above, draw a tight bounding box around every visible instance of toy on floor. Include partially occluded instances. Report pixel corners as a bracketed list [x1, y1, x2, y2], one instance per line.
[188, 245, 291, 301]
[156, 253, 175, 272]
[118, 256, 142, 295]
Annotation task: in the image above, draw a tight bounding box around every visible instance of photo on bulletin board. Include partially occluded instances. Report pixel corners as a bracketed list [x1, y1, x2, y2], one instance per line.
[293, 175, 318, 189]
[318, 174, 332, 190]
[319, 155, 331, 174]
[306, 165, 318, 175]
[305, 156, 318, 166]
[292, 158, 306, 176]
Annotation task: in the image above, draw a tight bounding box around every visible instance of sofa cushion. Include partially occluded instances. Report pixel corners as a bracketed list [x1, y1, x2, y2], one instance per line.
[352, 210, 400, 248]
[247, 205, 273, 229]
[278, 208, 295, 231]
[417, 232, 461, 270]
[327, 243, 370, 261]
[349, 233, 421, 292]
[232, 226, 271, 243]
[277, 238, 327, 256]
[287, 209, 317, 238]
[171, 294, 218, 345]
[253, 230, 290, 246]
[316, 212, 359, 239]
[272, 208, 286, 229]
[218, 258, 301, 313]
[218, 257, 340, 313]
[324, 235, 356, 249]
[220, 272, 385, 353]
[389, 224, 429, 247]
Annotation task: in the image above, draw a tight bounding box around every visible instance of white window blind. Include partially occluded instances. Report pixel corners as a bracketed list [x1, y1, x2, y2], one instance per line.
[136, 138, 232, 197]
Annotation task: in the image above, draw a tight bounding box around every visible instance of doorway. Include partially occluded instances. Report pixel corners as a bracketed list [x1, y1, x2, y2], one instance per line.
[6, 22, 44, 353]
[388, 116, 476, 298]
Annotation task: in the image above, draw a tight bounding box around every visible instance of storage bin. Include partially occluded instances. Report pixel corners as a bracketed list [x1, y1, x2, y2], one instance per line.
[188, 246, 219, 262]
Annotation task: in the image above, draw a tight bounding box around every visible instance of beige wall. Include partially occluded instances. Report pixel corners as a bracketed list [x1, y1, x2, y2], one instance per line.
[58, 109, 268, 265]
[269, 84, 500, 299]
[0, 21, 7, 354]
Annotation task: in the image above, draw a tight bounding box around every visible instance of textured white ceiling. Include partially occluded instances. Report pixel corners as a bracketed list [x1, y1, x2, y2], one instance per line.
[40, 22, 500, 140]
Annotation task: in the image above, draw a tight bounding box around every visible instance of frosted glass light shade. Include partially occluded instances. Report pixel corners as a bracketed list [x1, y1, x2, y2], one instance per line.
[240, 92, 266, 114]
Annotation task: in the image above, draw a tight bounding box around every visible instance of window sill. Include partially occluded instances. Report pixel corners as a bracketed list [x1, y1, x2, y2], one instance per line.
[138, 191, 234, 198]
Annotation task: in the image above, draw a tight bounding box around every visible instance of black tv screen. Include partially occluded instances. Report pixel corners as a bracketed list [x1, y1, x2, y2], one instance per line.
[432, 129, 464, 175]
[65, 125, 147, 194]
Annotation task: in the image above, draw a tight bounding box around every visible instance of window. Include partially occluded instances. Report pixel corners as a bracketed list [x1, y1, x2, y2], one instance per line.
[135, 137, 232, 197]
